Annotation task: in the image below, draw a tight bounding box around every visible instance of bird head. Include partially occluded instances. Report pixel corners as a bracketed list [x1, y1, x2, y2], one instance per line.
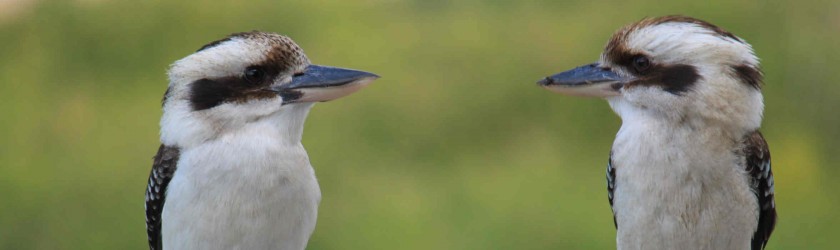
[160, 31, 378, 146]
[539, 16, 764, 132]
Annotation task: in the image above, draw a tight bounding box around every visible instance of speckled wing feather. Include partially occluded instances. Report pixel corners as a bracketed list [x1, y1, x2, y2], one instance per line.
[607, 153, 617, 228]
[145, 144, 180, 250]
[742, 131, 776, 250]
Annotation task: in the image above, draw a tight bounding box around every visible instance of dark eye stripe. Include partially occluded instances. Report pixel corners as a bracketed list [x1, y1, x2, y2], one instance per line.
[604, 46, 701, 95]
[626, 63, 701, 95]
[731, 64, 763, 90]
[189, 78, 238, 111]
[654, 64, 701, 94]
[188, 76, 278, 111]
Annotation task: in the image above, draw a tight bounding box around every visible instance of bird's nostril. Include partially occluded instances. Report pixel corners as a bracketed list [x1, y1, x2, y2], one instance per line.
[538, 77, 553, 85]
[293, 72, 304, 77]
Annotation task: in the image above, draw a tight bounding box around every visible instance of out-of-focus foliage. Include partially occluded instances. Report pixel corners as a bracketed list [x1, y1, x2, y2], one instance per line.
[1, 0, 838, 249]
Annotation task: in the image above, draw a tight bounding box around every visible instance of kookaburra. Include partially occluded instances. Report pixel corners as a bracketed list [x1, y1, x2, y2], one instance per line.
[538, 16, 776, 249]
[144, 31, 378, 250]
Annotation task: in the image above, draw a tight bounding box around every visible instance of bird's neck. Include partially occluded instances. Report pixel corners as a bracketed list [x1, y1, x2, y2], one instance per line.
[609, 98, 744, 171]
[607, 99, 760, 249]
[614, 114, 738, 157]
[160, 102, 315, 148]
[260, 103, 315, 145]
[608, 98, 749, 142]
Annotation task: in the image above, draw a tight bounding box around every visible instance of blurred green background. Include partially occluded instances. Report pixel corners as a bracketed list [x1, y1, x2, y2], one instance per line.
[1, 0, 838, 249]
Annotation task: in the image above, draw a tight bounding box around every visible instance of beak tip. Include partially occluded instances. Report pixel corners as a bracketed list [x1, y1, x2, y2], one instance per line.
[358, 71, 380, 81]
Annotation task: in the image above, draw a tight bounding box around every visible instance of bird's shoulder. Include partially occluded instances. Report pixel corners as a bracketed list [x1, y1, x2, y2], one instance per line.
[607, 153, 617, 228]
[739, 130, 776, 250]
[145, 144, 181, 250]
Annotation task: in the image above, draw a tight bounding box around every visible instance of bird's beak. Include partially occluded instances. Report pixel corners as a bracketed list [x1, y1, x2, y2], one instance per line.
[276, 65, 379, 103]
[537, 63, 627, 97]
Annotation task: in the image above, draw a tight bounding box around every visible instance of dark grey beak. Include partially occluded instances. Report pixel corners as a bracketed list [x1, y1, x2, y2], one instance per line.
[538, 63, 626, 97]
[277, 65, 379, 103]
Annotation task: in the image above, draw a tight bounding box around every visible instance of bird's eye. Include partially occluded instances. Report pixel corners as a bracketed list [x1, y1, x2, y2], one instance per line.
[632, 56, 651, 73]
[244, 66, 266, 84]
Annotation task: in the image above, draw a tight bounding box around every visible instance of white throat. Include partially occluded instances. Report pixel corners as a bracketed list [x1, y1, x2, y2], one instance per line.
[160, 102, 315, 148]
[606, 97, 759, 249]
[161, 102, 322, 250]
